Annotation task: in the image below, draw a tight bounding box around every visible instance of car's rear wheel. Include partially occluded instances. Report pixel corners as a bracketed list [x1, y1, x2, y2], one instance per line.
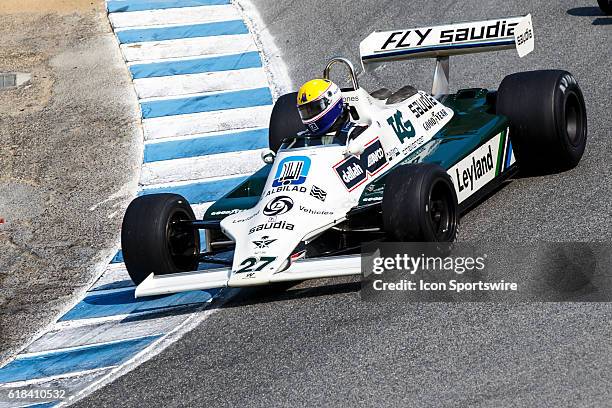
[382, 164, 459, 242]
[268, 92, 305, 152]
[121, 193, 200, 285]
[497, 70, 587, 175]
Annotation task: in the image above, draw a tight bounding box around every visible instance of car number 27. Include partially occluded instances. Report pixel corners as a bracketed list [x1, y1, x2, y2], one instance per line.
[236, 256, 277, 273]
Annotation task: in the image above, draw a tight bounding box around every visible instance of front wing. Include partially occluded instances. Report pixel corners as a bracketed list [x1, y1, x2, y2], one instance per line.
[135, 255, 361, 297]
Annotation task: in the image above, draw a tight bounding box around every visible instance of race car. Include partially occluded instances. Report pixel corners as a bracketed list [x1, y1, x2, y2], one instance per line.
[121, 15, 587, 297]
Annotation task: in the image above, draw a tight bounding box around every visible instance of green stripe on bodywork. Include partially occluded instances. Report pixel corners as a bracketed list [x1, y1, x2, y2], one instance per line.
[495, 130, 507, 176]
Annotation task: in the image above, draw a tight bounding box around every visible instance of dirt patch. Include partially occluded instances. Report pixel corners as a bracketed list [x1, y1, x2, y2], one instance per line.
[0, 1, 141, 363]
[0, 0, 100, 14]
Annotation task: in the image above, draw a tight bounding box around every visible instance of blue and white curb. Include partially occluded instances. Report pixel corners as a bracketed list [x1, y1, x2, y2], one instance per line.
[0, 0, 290, 406]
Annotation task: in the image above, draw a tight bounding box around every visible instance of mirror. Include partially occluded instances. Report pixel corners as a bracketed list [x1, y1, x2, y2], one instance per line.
[261, 148, 276, 164]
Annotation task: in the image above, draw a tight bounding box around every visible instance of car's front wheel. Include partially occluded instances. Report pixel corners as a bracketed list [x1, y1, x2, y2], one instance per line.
[598, 0, 612, 14]
[382, 164, 459, 242]
[121, 193, 200, 285]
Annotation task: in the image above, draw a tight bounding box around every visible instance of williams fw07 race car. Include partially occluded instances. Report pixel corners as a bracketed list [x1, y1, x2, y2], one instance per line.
[121, 15, 587, 297]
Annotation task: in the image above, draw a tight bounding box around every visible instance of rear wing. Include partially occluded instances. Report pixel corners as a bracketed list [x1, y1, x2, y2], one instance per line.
[360, 15, 534, 96]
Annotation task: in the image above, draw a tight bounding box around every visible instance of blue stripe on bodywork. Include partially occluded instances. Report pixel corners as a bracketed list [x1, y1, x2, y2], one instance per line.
[362, 39, 515, 61]
[141, 87, 272, 119]
[140, 175, 248, 204]
[116, 20, 247, 44]
[59, 288, 214, 321]
[144, 128, 268, 162]
[0, 335, 161, 383]
[506, 140, 514, 169]
[130, 51, 262, 79]
[107, 0, 230, 13]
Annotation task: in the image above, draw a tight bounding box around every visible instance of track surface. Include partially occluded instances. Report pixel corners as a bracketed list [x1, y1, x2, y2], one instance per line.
[78, 1, 611, 406]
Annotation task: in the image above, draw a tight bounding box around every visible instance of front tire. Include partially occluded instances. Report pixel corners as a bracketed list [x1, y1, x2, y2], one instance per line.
[382, 164, 459, 242]
[497, 70, 587, 175]
[121, 193, 200, 285]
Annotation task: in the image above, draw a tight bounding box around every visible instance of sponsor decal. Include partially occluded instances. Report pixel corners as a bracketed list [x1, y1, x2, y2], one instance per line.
[362, 196, 383, 202]
[263, 196, 294, 216]
[449, 132, 503, 203]
[252, 236, 277, 249]
[232, 211, 259, 223]
[422, 108, 450, 132]
[265, 185, 307, 196]
[439, 20, 518, 43]
[344, 95, 359, 103]
[386, 147, 400, 161]
[310, 185, 327, 202]
[299, 206, 333, 216]
[386, 110, 416, 142]
[272, 156, 311, 187]
[210, 209, 242, 216]
[333, 138, 388, 191]
[381, 28, 433, 50]
[307, 122, 319, 133]
[249, 220, 294, 234]
[408, 93, 438, 119]
[455, 145, 494, 193]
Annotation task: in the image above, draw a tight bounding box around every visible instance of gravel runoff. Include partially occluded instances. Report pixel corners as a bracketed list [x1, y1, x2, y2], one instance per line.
[0, 1, 141, 364]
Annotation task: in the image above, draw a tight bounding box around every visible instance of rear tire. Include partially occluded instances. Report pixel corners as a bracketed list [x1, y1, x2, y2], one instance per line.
[382, 164, 459, 242]
[497, 70, 587, 175]
[268, 92, 305, 152]
[121, 194, 200, 285]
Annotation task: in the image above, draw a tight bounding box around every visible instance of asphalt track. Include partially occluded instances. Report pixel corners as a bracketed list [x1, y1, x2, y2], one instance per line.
[78, 0, 611, 406]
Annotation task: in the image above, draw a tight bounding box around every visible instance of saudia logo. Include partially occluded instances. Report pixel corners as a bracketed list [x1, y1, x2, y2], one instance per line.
[456, 145, 494, 192]
[249, 221, 294, 234]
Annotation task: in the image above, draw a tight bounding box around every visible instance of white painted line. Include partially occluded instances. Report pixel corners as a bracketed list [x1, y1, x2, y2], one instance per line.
[143, 104, 272, 140]
[109, 5, 241, 29]
[140, 149, 264, 185]
[133, 67, 268, 99]
[120, 34, 256, 62]
[137, 84, 265, 103]
[25, 316, 188, 354]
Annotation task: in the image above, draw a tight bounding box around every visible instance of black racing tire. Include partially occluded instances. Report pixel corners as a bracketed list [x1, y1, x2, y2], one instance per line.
[382, 164, 459, 242]
[497, 70, 587, 175]
[598, 0, 612, 14]
[121, 193, 200, 285]
[268, 92, 305, 152]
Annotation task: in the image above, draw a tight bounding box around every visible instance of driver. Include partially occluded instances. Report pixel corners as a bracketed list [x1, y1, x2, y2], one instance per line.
[296, 79, 367, 145]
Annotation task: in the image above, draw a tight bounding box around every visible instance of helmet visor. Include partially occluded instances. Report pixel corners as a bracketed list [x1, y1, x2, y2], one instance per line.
[297, 97, 332, 122]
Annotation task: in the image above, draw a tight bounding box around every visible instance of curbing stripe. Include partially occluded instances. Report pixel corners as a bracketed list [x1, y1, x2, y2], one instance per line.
[129, 51, 261, 79]
[144, 127, 268, 162]
[139, 174, 248, 204]
[58, 288, 215, 321]
[0, 336, 161, 383]
[120, 34, 257, 62]
[108, 5, 240, 29]
[140, 87, 272, 119]
[116, 20, 248, 44]
[107, 0, 229, 13]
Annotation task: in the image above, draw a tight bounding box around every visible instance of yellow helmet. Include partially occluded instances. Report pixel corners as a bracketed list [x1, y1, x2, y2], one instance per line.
[296, 79, 344, 134]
